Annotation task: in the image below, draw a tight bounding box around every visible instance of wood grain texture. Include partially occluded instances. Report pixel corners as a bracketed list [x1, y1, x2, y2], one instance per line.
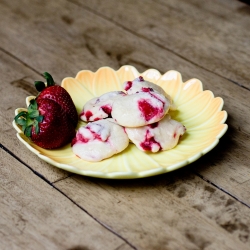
[190, 126, 250, 206]
[75, 0, 250, 88]
[0, 0, 250, 249]
[54, 172, 250, 250]
[0, 50, 69, 183]
[0, 148, 133, 250]
[0, 0, 249, 204]
[163, 170, 250, 244]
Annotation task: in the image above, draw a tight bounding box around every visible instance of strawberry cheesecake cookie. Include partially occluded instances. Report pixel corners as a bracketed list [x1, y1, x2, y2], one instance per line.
[111, 91, 170, 127]
[123, 76, 176, 110]
[125, 114, 186, 152]
[123, 76, 166, 96]
[71, 119, 129, 161]
[80, 91, 126, 122]
[72, 76, 185, 161]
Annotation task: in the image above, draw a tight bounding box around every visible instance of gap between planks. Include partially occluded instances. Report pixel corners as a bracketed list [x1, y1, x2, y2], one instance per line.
[0, 47, 61, 87]
[1, 34, 250, 210]
[0, 6, 249, 92]
[0, 47, 42, 77]
[1, 141, 250, 211]
[1, 14, 250, 207]
[194, 172, 250, 209]
[67, 0, 250, 92]
[1, 31, 250, 209]
[0, 142, 138, 250]
[0, 0, 249, 226]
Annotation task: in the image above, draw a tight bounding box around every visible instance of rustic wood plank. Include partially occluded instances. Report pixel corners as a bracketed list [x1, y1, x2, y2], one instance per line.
[163, 170, 250, 244]
[0, 0, 249, 203]
[0, 1, 250, 249]
[54, 172, 250, 249]
[190, 129, 250, 205]
[0, 148, 133, 250]
[75, 0, 250, 89]
[0, 50, 69, 183]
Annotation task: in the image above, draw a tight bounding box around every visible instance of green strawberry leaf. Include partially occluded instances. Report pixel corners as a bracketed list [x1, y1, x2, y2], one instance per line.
[35, 81, 46, 92]
[35, 125, 39, 135]
[14, 111, 27, 125]
[33, 120, 39, 134]
[43, 72, 54, 87]
[14, 100, 43, 138]
[24, 126, 32, 137]
[28, 99, 37, 111]
[22, 125, 26, 132]
[26, 117, 34, 127]
[29, 99, 37, 108]
[35, 72, 55, 91]
[29, 110, 39, 118]
[16, 119, 26, 126]
[36, 115, 44, 122]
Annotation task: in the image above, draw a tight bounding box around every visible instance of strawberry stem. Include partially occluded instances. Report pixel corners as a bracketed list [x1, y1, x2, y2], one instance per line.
[14, 99, 44, 137]
[35, 81, 46, 92]
[34, 72, 55, 92]
[43, 72, 54, 87]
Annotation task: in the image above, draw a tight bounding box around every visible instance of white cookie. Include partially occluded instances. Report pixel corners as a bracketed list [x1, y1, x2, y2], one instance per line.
[125, 114, 186, 152]
[80, 91, 126, 122]
[123, 76, 166, 95]
[123, 76, 176, 110]
[111, 91, 170, 127]
[72, 119, 129, 161]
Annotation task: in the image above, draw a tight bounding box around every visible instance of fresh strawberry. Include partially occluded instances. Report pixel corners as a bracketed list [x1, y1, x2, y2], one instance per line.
[14, 72, 78, 149]
[36, 72, 78, 127]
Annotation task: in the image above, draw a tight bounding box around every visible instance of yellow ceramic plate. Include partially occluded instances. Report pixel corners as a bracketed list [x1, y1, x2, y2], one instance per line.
[13, 66, 228, 179]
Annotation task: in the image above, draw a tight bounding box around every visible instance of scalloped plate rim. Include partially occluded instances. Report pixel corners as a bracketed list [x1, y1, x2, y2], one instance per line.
[14, 125, 227, 179]
[12, 65, 228, 179]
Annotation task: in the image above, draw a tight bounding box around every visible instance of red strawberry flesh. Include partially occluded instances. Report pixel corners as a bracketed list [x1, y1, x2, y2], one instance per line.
[31, 99, 75, 149]
[36, 85, 78, 127]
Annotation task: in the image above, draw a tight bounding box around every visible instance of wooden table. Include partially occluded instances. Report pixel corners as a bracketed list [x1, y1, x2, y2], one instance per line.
[1, 0, 250, 249]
